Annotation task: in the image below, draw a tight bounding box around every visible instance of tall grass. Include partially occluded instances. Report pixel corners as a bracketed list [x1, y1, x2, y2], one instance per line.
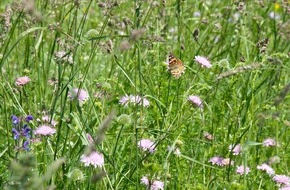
[0, 0, 290, 189]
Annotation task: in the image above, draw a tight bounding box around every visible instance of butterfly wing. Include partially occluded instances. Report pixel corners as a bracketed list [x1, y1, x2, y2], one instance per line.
[168, 53, 185, 78]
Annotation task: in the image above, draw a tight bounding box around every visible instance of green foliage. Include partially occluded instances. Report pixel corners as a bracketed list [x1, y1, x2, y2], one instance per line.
[0, 0, 290, 189]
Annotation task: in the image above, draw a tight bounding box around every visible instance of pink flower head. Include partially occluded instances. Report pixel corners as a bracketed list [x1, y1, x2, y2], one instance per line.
[188, 95, 203, 108]
[194, 56, 212, 68]
[236, 165, 250, 175]
[273, 175, 290, 186]
[222, 158, 234, 166]
[138, 139, 156, 153]
[119, 95, 150, 107]
[68, 88, 89, 104]
[263, 138, 277, 147]
[280, 186, 290, 190]
[140, 176, 150, 186]
[204, 132, 214, 141]
[34, 125, 56, 136]
[209, 156, 224, 166]
[229, 144, 242, 155]
[140, 176, 164, 190]
[42, 115, 58, 127]
[80, 151, 104, 168]
[15, 76, 31, 86]
[257, 163, 275, 176]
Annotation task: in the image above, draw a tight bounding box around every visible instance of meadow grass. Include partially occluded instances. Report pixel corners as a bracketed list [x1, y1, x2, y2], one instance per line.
[0, 0, 290, 189]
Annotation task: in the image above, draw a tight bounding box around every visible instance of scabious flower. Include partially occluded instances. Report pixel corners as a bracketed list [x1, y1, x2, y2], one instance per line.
[194, 56, 212, 68]
[209, 156, 224, 166]
[263, 138, 277, 147]
[68, 88, 89, 104]
[273, 175, 290, 186]
[34, 125, 56, 136]
[236, 165, 250, 175]
[188, 95, 203, 108]
[15, 76, 31, 86]
[229, 144, 242, 155]
[140, 176, 164, 190]
[119, 95, 150, 107]
[257, 163, 275, 176]
[138, 139, 156, 153]
[80, 151, 104, 168]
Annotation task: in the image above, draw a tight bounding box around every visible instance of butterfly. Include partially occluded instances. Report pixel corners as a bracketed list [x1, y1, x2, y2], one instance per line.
[167, 53, 185, 78]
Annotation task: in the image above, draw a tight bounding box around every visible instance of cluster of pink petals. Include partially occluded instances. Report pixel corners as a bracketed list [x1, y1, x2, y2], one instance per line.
[141, 176, 164, 190]
[119, 95, 150, 107]
[263, 138, 277, 147]
[34, 124, 56, 136]
[273, 175, 290, 187]
[138, 139, 156, 153]
[42, 115, 58, 127]
[229, 144, 242, 155]
[80, 151, 104, 168]
[236, 165, 250, 175]
[68, 88, 89, 104]
[209, 156, 234, 166]
[188, 95, 203, 108]
[15, 76, 31, 86]
[194, 56, 212, 68]
[257, 163, 275, 176]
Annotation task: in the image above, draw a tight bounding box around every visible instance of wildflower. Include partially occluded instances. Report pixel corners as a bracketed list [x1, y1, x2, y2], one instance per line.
[193, 11, 201, 17]
[138, 139, 157, 153]
[229, 144, 242, 155]
[42, 115, 58, 127]
[188, 95, 203, 108]
[34, 125, 56, 136]
[269, 12, 280, 20]
[23, 141, 30, 151]
[263, 138, 277, 147]
[80, 151, 104, 168]
[194, 56, 212, 68]
[236, 165, 250, 175]
[119, 95, 150, 107]
[11, 115, 20, 126]
[68, 88, 89, 104]
[12, 128, 20, 140]
[86, 133, 94, 143]
[280, 186, 290, 190]
[140, 176, 164, 190]
[222, 158, 234, 166]
[15, 76, 31, 86]
[204, 132, 214, 141]
[209, 156, 224, 166]
[167, 145, 181, 156]
[273, 175, 290, 186]
[25, 115, 33, 122]
[257, 163, 275, 175]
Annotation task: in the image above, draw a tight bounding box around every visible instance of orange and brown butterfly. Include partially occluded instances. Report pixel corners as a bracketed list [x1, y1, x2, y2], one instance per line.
[167, 53, 185, 79]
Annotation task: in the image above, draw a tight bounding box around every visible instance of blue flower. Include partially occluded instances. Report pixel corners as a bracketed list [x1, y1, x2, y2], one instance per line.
[21, 124, 31, 138]
[12, 128, 20, 140]
[25, 115, 34, 122]
[23, 141, 30, 151]
[11, 115, 19, 126]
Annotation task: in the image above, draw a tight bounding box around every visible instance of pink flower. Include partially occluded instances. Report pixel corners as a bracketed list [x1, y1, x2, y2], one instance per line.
[140, 176, 164, 190]
[188, 95, 203, 108]
[273, 175, 290, 186]
[42, 115, 58, 127]
[236, 165, 250, 175]
[68, 88, 89, 104]
[80, 151, 104, 168]
[195, 56, 212, 68]
[204, 132, 214, 141]
[167, 146, 181, 156]
[34, 125, 56, 136]
[229, 144, 242, 155]
[209, 156, 224, 166]
[119, 95, 150, 107]
[280, 186, 290, 190]
[263, 138, 277, 147]
[222, 158, 234, 166]
[87, 133, 94, 143]
[15, 76, 31, 86]
[257, 163, 275, 176]
[138, 139, 156, 153]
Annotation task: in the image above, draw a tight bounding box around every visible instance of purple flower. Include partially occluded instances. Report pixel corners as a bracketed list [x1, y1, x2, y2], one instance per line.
[257, 163, 275, 176]
[195, 56, 212, 68]
[229, 144, 242, 155]
[25, 115, 34, 122]
[23, 141, 30, 151]
[188, 95, 203, 108]
[68, 88, 89, 104]
[34, 125, 56, 136]
[280, 186, 290, 190]
[119, 95, 150, 107]
[21, 124, 31, 138]
[138, 139, 156, 153]
[42, 115, 58, 127]
[80, 151, 104, 168]
[236, 165, 250, 175]
[273, 175, 290, 186]
[12, 128, 20, 140]
[11, 115, 19, 126]
[204, 132, 214, 141]
[140, 176, 164, 190]
[15, 76, 31, 86]
[209, 156, 224, 166]
[263, 138, 277, 147]
[222, 158, 234, 166]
